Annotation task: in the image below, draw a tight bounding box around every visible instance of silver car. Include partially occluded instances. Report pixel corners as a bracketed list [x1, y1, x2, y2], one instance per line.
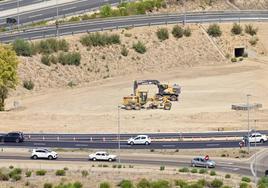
[191, 157, 216, 168]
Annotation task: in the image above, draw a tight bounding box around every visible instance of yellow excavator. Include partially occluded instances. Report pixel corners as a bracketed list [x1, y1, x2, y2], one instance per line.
[122, 90, 172, 110]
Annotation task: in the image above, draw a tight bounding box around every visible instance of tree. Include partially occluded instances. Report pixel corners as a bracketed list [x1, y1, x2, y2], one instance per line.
[0, 44, 19, 111]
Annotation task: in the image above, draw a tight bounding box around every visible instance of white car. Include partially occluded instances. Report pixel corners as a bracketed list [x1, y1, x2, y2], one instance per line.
[31, 148, 58, 160]
[88, 151, 116, 162]
[127, 135, 151, 145]
[243, 132, 268, 143]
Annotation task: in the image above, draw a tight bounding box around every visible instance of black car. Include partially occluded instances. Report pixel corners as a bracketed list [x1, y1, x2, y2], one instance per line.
[265, 170, 268, 176]
[0, 132, 24, 143]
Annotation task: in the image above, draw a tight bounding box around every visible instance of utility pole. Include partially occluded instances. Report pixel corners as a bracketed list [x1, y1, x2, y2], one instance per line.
[246, 94, 251, 153]
[17, 0, 20, 30]
[118, 105, 121, 164]
[254, 120, 257, 186]
[56, 0, 59, 38]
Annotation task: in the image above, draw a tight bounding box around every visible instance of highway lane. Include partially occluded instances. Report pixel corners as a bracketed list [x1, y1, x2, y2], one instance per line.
[0, 0, 48, 11]
[0, 0, 120, 27]
[0, 140, 267, 149]
[0, 11, 268, 43]
[0, 154, 258, 176]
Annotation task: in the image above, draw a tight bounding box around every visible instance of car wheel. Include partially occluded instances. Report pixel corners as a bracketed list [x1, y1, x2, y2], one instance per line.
[92, 158, 97, 161]
[170, 95, 177, 101]
[15, 138, 19, 143]
[32, 155, 38, 160]
[108, 158, 113, 162]
[48, 155, 53, 160]
[145, 141, 149, 145]
[130, 142, 134, 146]
[260, 139, 264, 143]
[192, 163, 195, 167]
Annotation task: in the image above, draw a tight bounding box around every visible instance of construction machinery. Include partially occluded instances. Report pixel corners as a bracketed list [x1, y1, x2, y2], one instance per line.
[133, 80, 181, 101]
[122, 90, 172, 110]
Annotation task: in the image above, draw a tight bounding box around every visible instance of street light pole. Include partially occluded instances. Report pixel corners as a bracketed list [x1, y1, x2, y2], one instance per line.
[56, 0, 59, 38]
[118, 105, 121, 164]
[17, 0, 20, 30]
[254, 120, 257, 186]
[247, 94, 251, 153]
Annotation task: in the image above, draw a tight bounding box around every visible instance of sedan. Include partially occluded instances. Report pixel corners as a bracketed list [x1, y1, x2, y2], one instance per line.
[191, 157, 216, 168]
[88, 151, 116, 162]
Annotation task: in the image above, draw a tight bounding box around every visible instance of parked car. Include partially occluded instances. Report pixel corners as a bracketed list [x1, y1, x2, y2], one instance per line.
[191, 156, 216, 168]
[31, 148, 58, 160]
[127, 135, 151, 145]
[88, 151, 116, 162]
[243, 132, 267, 143]
[0, 132, 24, 143]
[265, 170, 268, 176]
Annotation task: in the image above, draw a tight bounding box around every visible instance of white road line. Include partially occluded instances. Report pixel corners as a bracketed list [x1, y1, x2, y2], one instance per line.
[33, 143, 46, 146]
[162, 145, 175, 147]
[75, 144, 88, 147]
[221, 167, 240, 171]
[218, 162, 234, 165]
[206, 144, 220, 147]
[28, 14, 43, 19]
[62, 6, 76, 11]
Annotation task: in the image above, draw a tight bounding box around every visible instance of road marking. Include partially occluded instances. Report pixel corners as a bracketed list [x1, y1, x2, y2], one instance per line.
[218, 162, 234, 165]
[221, 167, 240, 171]
[75, 144, 88, 147]
[28, 14, 43, 19]
[62, 6, 77, 11]
[33, 143, 46, 146]
[162, 145, 175, 147]
[206, 144, 220, 147]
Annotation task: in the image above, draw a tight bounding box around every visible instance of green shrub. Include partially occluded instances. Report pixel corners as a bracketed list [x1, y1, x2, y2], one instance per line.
[211, 179, 223, 188]
[151, 180, 171, 188]
[156, 28, 169, 41]
[133, 41, 146, 54]
[58, 39, 69, 52]
[137, 178, 151, 188]
[199, 169, 208, 174]
[12, 39, 33, 56]
[210, 170, 216, 176]
[100, 182, 111, 188]
[35, 39, 69, 54]
[172, 25, 184, 38]
[73, 181, 83, 188]
[118, 179, 134, 188]
[81, 170, 88, 177]
[231, 57, 237, 62]
[245, 24, 258, 36]
[69, 16, 80, 22]
[249, 36, 258, 46]
[242, 177, 251, 183]
[100, 4, 113, 17]
[191, 168, 198, 173]
[225, 174, 231, 179]
[12, 174, 21, 181]
[160, 166, 165, 171]
[175, 179, 188, 188]
[58, 52, 81, 66]
[49, 54, 58, 64]
[179, 167, 189, 173]
[258, 177, 268, 188]
[239, 57, 243, 61]
[9, 165, 14, 169]
[44, 183, 53, 188]
[25, 171, 32, 177]
[0, 173, 9, 181]
[183, 27, 192, 37]
[231, 23, 243, 35]
[56, 169, 66, 176]
[197, 179, 207, 187]
[23, 80, 34, 90]
[41, 54, 51, 66]
[36, 170, 46, 176]
[240, 182, 249, 188]
[9, 168, 22, 178]
[124, 33, 132, 37]
[187, 183, 203, 188]
[207, 24, 222, 37]
[117, 164, 122, 168]
[25, 181, 30, 186]
[121, 46, 129, 56]
[80, 33, 120, 47]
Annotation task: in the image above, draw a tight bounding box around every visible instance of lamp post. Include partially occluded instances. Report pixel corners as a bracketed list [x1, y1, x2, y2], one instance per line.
[246, 94, 251, 152]
[117, 105, 121, 164]
[56, 0, 59, 38]
[254, 119, 257, 186]
[17, 0, 20, 30]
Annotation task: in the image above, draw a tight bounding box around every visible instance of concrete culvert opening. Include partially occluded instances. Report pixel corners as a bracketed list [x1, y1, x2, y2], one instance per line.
[234, 47, 245, 57]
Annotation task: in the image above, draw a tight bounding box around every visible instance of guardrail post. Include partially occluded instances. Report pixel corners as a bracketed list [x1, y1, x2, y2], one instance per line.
[73, 137, 76, 141]
[90, 137, 93, 142]
[43, 136, 45, 141]
[103, 137, 105, 142]
[57, 136, 59, 141]
[28, 135, 31, 140]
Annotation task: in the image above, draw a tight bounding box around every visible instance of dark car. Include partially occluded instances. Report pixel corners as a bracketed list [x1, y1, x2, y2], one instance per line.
[0, 132, 24, 143]
[265, 170, 268, 176]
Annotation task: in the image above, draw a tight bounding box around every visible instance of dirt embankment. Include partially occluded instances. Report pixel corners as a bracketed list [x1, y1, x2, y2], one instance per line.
[231, 0, 268, 9]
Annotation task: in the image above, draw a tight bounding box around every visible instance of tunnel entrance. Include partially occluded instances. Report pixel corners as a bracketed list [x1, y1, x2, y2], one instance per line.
[234, 47, 245, 57]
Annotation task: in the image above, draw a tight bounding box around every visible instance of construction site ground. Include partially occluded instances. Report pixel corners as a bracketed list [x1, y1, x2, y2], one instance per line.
[1, 23, 268, 133]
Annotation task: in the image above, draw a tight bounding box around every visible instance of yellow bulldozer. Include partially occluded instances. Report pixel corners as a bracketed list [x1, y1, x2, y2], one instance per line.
[122, 90, 172, 110]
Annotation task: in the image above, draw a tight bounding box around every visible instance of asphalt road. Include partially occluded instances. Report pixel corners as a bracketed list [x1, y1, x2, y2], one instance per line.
[0, 0, 49, 11]
[0, 139, 267, 149]
[1, 11, 268, 43]
[1, 130, 267, 141]
[0, 153, 261, 176]
[0, 0, 120, 27]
